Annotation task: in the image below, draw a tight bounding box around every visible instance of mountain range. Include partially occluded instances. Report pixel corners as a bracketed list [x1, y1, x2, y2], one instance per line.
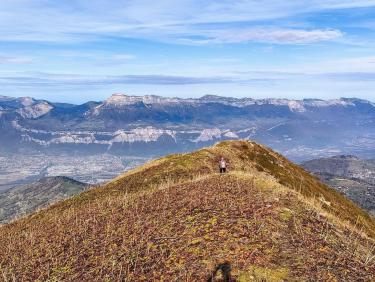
[1, 94, 375, 161]
[1, 141, 374, 280]
[302, 155, 375, 215]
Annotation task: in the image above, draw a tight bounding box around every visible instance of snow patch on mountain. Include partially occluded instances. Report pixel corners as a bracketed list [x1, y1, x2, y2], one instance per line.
[19, 97, 36, 107]
[105, 93, 137, 106]
[195, 128, 222, 142]
[303, 99, 355, 107]
[199, 95, 253, 106]
[87, 94, 369, 116]
[105, 93, 190, 106]
[223, 130, 239, 139]
[91, 93, 198, 115]
[287, 101, 306, 112]
[249, 98, 358, 111]
[16, 102, 53, 119]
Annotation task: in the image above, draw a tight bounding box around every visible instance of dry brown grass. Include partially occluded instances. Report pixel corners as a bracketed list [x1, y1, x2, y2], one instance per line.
[0, 140, 374, 281]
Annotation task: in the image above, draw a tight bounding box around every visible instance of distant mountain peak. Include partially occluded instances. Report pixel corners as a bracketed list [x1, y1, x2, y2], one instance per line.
[2, 93, 375, 161]
[200, 94, 232, 100]
[105, 93, 132, 105]
[18, 97, 36, 107]
[100, 94, 374, 111]
[105, 93, 183, 106]
[16, 101, 53, 119]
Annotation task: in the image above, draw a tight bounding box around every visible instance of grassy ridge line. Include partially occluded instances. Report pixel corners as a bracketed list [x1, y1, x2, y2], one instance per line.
[1, 172, 374, 280]
[112, 140, 375, 239]
[3, 140, 374, 239]
[1, 140, 375, 281]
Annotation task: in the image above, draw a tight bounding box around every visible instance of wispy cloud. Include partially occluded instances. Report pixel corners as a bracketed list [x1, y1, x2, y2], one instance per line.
[319, 0, 375, 9]
[179, 28, 343, 44]
[1, 1, 375, 102]
[0, 55, 32, 64]
[2, 65, 375, 91]
[1, 69, 375, 103]
[0, 72, 253, 87]
[0, 0, 369, 44]
[321, 72, 375, 81]
[230, 56, 375, 81]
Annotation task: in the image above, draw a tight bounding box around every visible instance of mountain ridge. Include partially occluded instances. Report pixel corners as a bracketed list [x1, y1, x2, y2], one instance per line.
[1, 140, 374, 281]
[1, 94, 375, 161]
[3, 93, 374, 108]
[0, 176, 88, 224]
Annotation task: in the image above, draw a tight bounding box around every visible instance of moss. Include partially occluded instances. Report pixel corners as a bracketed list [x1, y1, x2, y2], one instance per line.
[46, 265, 72, 281]
[279, 208, 293, 221]
[238, 266, 290, 282]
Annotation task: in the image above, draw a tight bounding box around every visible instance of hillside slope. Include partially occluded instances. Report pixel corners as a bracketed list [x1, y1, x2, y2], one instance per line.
[302, 155, 375, 215]
[0, 141, 375, 281]
[0, 176, 88, 224]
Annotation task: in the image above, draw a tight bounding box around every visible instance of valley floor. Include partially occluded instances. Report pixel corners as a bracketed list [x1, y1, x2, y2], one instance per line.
[0, 154, 148, 191]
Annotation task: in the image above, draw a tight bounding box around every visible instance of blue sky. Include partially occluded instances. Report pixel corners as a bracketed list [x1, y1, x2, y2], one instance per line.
[1, 0, 375, 103]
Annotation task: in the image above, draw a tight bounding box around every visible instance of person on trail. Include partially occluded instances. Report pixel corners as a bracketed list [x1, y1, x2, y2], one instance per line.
[219, 157, 227, 173]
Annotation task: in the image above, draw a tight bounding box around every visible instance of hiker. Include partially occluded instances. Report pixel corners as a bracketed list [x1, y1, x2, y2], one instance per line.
[219, 157, 227, 173]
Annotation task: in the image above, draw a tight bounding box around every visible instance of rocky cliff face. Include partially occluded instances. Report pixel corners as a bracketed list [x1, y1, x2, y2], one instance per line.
[16, 101, 53, 119]
[1, 94, 375, 160]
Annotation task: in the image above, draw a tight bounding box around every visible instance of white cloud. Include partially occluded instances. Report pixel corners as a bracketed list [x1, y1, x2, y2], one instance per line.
[0, 72, 244, 87]
[318, 0, 375, 9]
[0, 0, 368, 44]
[183, 28, 343, 44]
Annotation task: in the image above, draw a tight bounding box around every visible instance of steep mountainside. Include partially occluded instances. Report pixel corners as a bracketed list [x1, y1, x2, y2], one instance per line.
[1, 94, 375, 160]
[0, 176, 88, 224]
[302, 155, 375, 215]
[1, 141, 374, 281]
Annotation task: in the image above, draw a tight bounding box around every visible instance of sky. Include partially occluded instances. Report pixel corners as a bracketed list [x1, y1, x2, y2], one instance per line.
[1, 0, 375, 103]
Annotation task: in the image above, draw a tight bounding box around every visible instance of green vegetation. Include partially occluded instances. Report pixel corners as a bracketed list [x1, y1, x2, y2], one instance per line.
[238, 266, 289, 282]
[0, 140, 374, 281]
